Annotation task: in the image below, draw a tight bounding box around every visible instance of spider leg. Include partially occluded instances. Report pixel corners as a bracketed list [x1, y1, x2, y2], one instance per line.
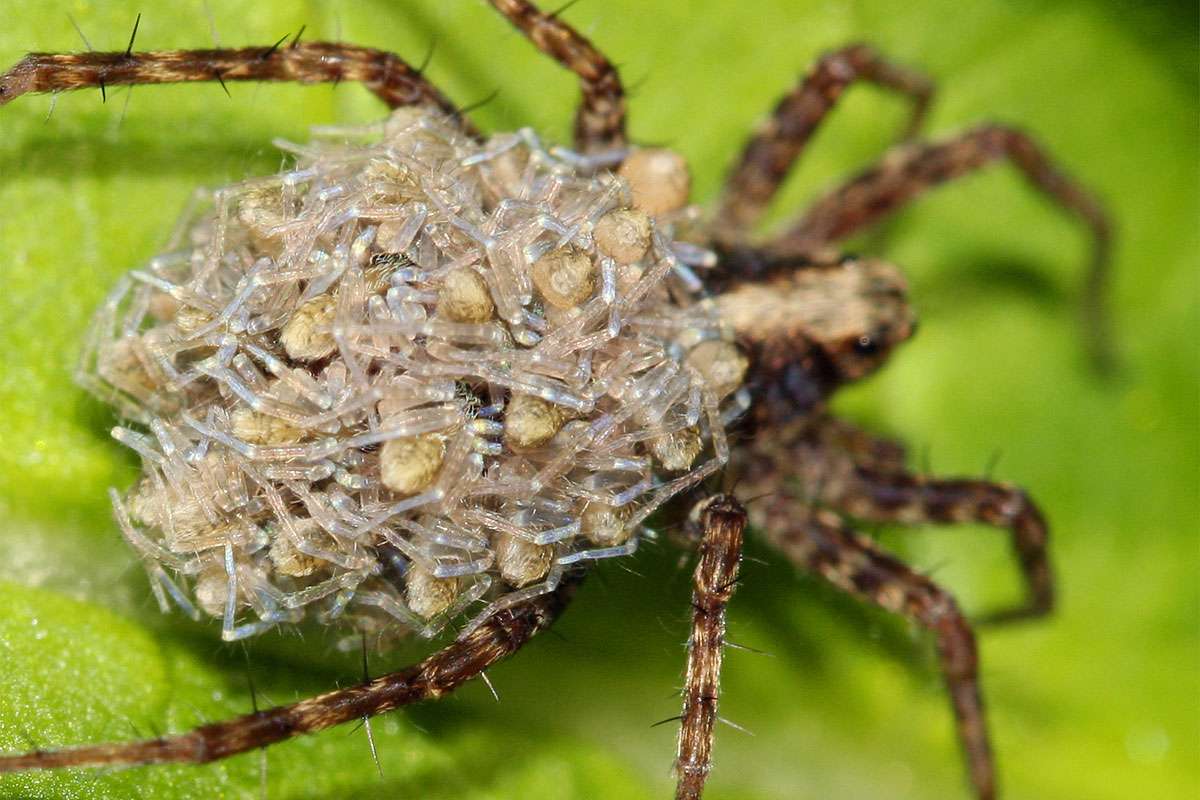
[715, 44, 933, 241]
[783, 417, 1053, 624]
[487, 0, 626, 154]
[762, 503, 995, 800]
[837, 466, 1052, 625]
[0, 42, 468, 129]
[0, 575, 580, 773]
[675, 495, 747, 800]
[819, 414, 908, 474]
[774, 125, 1114, 369]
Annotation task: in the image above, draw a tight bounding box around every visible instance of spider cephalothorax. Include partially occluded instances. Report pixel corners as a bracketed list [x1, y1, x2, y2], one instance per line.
[0, 2, 1111, 799]
[716, 254, 916, 424]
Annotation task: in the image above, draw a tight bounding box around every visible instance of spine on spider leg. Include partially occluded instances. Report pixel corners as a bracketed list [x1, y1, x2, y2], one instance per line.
[675, 496, 747, 800]
[0, 576, 580, 773]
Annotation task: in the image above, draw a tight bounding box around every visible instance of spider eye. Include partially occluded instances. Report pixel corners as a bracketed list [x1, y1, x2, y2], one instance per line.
[852, 334, 880, 356]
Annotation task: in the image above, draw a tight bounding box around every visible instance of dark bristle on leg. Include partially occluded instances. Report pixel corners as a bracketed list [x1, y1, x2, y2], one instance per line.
[488, 0, 626, 153]
[715, 43, 934, 242]
[761, 504, 996, 800]
[0, 576, 580, 773]
[775, 125, 1114, 370]
[0, 42, 471, 132]
[675, 495, 748, 800]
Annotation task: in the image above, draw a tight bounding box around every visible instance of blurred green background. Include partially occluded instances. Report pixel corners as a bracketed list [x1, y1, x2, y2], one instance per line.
[0, 1, 1195, 798]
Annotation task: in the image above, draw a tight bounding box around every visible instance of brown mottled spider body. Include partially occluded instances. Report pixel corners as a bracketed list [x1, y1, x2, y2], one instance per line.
[0, 2, 1110, 799]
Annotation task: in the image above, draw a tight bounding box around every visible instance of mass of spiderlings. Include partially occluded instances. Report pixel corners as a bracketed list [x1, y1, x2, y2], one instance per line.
[78, 108, 749, 644]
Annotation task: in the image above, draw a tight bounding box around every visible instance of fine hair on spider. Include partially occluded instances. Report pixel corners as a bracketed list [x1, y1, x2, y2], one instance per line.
[0, 2, 1112, 799]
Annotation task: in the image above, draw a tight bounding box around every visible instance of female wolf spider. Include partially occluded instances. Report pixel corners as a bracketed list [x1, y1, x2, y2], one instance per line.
[0, 1, 1109, 798]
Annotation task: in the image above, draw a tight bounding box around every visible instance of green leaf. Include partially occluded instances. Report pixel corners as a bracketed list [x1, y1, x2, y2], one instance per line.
[0, 2, 1195, 798]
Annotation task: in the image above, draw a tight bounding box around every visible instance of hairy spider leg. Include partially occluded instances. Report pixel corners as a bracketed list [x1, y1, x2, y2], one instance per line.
[0, 0, 627, 153]
[776, 125, 1114, 369]
[0, 41, 469, 128]
[0, 576, 580, 773]
[817, 414, 909, 474]
[715, 43, 934, 241]
[674, 495, 748, 800]
[775, 417, 1054, 623]
[760, 502, 995, 800]
[488, 0, 626, 153]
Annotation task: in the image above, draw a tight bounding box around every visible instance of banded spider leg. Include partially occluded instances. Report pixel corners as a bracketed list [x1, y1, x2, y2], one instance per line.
[0, 575, 581, 772]
[712, 46, 1112, 368]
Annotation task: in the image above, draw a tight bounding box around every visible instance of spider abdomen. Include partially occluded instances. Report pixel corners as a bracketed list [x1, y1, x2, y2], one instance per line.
[84, 108, 746, 645]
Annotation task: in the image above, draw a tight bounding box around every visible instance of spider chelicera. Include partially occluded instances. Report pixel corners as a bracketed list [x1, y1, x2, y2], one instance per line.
[0, 2, 1110, 798]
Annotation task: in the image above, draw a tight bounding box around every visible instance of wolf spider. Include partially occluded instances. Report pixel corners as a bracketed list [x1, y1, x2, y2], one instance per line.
[0, 1, 1110, 798]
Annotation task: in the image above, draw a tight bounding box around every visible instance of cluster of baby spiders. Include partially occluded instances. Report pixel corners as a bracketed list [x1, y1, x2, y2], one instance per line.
[0, 1, 1111, 798]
